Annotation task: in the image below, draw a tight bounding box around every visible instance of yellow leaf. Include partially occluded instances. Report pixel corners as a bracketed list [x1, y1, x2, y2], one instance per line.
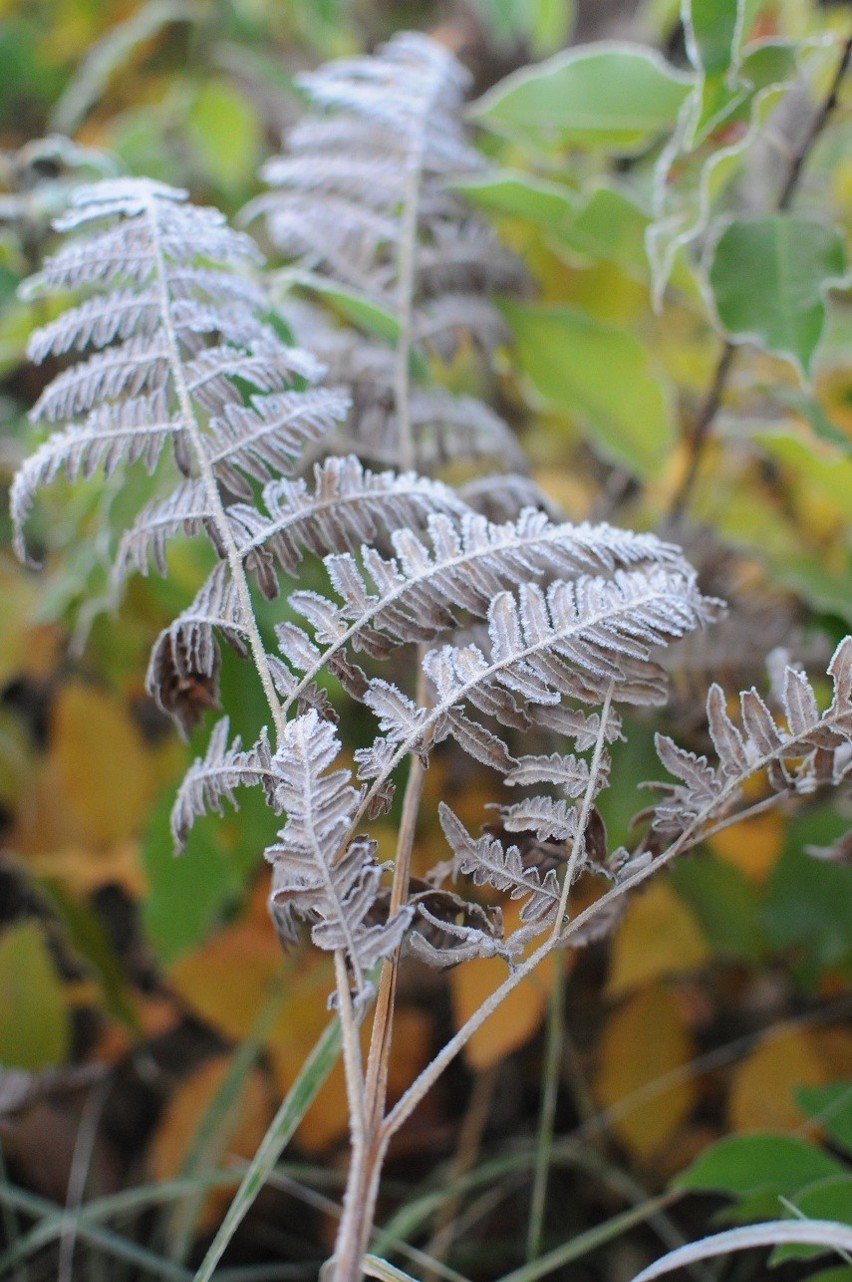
[728, 1028, 833, 1133]
[707, 805, 785, 882]
[25, 840, 148, 898]
[0, 921, 70, 1069]
[14, 681, 155, 854]
[450, 899, 558, 1071]
[0, 558, 60, 687]
[169, 889, 288, 1044]
[607, 881, 708, 997]
[147, 1056, 272, 1232]
[595, 981, 695, 1162]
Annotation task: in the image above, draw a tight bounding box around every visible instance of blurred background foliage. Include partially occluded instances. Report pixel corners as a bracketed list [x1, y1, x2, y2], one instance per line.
[0, 0, 851, 1278]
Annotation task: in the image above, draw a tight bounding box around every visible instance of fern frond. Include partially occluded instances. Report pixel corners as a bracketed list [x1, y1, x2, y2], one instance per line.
[146, 562, 248, 736]
[360, 567, 714, 782]
[438, 802, 561, 939]
[651, 636, 852, 840]
[171, 718, 277, 849]
[14, 177, 340, 576]
[204, 387, 350, 499]
[226, 455, 467, 583]
[265, 711, 411, 1000]
[115, 479, 213, 582]
[11, 392, 179, 562]
[280, 509, 690, 707]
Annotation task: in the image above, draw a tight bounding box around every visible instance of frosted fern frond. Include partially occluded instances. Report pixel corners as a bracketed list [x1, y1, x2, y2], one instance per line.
[357, 567, 715, 784]
[651, 636, 852, 840]
[255, 34, 525, 476]
[226, 455, 468, 590]
[265, 712, 411, 1001]
[438, 803, 561, 940]
[146, 562, 249, 736]
[257, 32, 486, 290]
[279, 509, 691, 707]
[171, 718, 277, 849]
[115, 478, 212, 582]
[404, 886, 514, 967]
[203, 387, 349, 500]
[12, 177, 342, 568]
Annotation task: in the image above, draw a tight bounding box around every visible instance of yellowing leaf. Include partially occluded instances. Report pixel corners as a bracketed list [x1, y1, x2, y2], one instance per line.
[0, 921, 70, 1069]
[15, 682, 156, 855]
[169, 895, 287, 1043]
[707, 808, 785, 881]
[728, 1028, 837, 1133]
[607, 881, 708, 997]
[450, 899, 559, 1071]
[25, 839, 148, 898]
[595, 981, 695, 1162]
[147, 1056, 272, 1231]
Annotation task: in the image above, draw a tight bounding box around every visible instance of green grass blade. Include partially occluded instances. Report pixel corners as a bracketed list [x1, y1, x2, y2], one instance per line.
[0, 1179, 193, 1279]
[193, 1015, 342, 1282]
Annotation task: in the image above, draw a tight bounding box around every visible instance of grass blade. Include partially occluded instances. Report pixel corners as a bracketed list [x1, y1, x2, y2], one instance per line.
[193, 1015, 342, 1282]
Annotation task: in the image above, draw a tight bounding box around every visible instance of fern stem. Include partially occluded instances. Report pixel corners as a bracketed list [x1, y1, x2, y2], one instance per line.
[552, 681, 614, 940]
[383, 933, 558, 1144]
[364, 754, 425, 1128]
[144, 189, 287, 745]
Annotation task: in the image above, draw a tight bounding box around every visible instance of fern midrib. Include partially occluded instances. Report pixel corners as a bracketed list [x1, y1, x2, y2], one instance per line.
[144, 190, 287, 744]
[290, 719, 367, 996]
[352, 575, 698, 831]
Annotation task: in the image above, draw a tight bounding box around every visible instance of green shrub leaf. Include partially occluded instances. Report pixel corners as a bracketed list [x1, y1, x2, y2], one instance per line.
[502, 301, 676, 477]
[471, 43, 693, 155]
[708, 215, 848, 379]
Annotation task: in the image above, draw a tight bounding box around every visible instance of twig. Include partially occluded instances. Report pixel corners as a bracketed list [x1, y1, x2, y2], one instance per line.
[669, 31, 852, 521]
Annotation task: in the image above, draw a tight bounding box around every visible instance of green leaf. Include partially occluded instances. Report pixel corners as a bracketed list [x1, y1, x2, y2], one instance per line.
[451, 170, 577, 233]
[683, 0, 747, 76]
[770, 1175, 852, 1264]
[798, 1269, 852, 1282]
[186, 80, 262, 192]
[673, 1133, 845, 1222]
[763, 809, 852, 986]
[502, 301, 676, 477]
[142, 767, 276, 965]
[708, 215, 848, 380]
[285, 270, 402, 343]
[0, 922, 70, 1069]
[558, 184, 651, 278]
[37, 881, 139, 1031]
[796, 1083, 852, 1155]
[474, 0, 576, 56]
[669, 854, 764, 961]
[646, 40, 797, 304]
[471, 42, 693, 155]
